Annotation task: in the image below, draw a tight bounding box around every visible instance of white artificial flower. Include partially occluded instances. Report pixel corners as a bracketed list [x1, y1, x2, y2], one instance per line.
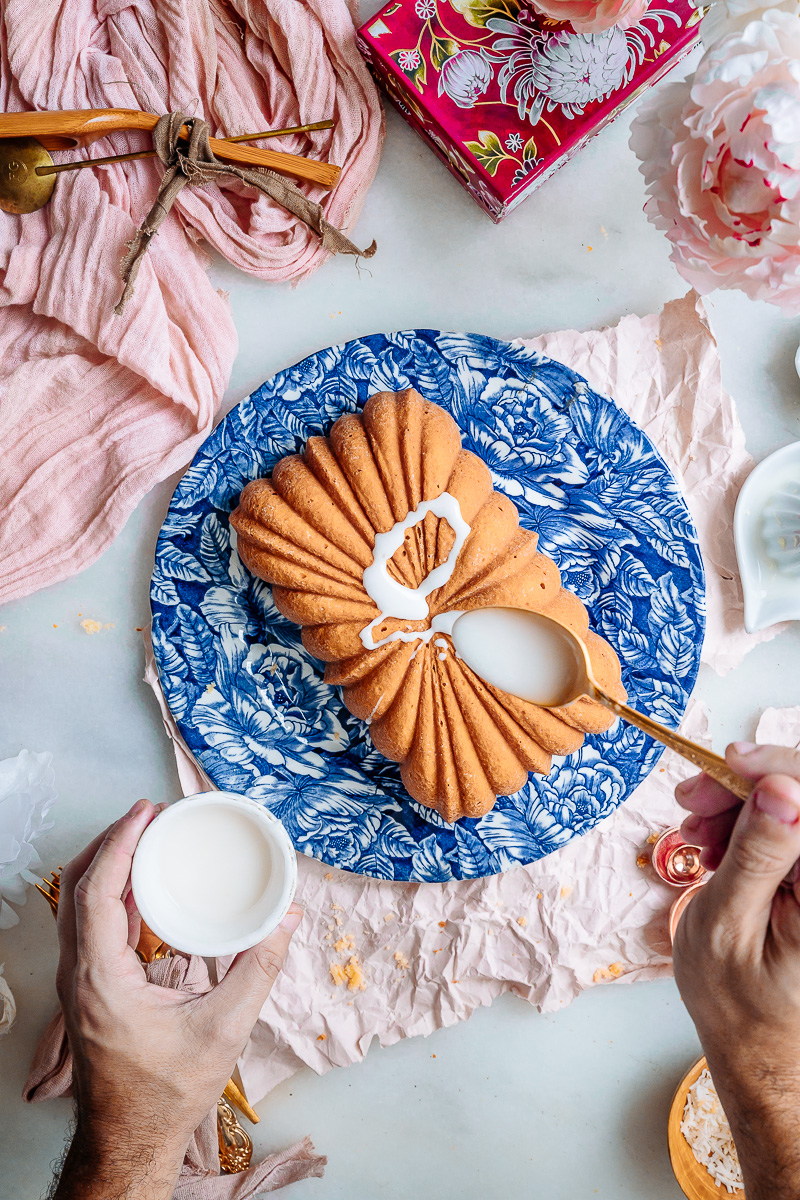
[0, 964, 16, 1035]
[701, 0, 800, 46]
[631, 10, 800, 313]
[0, 750, 57, 928]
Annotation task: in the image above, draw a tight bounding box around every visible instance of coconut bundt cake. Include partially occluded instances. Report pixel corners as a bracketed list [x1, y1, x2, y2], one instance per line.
[230, 388, 626, 823]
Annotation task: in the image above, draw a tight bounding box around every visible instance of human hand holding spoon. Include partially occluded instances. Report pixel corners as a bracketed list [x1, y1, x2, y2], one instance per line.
[451, 607, 751, 802]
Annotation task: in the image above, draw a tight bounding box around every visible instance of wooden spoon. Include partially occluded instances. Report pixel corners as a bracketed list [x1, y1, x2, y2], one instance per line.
[451, 607, 750, 800]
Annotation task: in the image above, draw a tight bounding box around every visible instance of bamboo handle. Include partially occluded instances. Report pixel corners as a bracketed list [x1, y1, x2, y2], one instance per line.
[593, 686, 751, 801]
[223, 1079, 260, 1125]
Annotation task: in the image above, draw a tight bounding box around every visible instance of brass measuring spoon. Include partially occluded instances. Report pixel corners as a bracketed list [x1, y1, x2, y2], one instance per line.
[451, 607, 750, 800]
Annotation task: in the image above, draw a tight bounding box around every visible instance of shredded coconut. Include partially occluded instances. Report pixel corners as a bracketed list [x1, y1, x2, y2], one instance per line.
[681, 1068, 743, 1194]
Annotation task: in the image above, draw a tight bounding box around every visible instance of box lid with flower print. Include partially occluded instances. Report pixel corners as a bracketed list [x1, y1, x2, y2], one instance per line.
[358, 0, 702, 221]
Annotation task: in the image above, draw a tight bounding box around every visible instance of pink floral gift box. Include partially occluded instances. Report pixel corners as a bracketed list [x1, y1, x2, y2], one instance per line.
[358, 0, 702, 221]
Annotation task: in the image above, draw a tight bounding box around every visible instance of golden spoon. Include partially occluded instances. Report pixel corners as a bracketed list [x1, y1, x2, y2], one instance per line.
[451, 607, 751, 800]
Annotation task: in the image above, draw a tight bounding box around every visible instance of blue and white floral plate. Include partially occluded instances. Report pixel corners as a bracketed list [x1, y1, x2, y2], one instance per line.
[151, 331, 705, 882]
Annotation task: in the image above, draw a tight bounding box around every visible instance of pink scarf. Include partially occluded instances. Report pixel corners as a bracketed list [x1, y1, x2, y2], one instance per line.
[0, 0, 383, 603]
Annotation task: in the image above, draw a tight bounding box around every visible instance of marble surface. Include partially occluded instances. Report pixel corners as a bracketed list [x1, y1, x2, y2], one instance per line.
[3, 23, 800, 1200]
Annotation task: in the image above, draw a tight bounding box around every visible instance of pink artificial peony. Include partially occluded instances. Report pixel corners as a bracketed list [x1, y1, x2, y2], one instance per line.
[532, 0, 648, 33]
[630, 10, 800, 313]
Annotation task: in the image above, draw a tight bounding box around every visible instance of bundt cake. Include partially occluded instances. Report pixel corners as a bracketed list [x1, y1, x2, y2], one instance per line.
[230, 388, 626, 823]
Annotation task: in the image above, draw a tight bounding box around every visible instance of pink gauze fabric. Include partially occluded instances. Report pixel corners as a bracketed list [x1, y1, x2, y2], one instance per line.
[23, 952, 327, 1197]
[0, 0, 383, 605]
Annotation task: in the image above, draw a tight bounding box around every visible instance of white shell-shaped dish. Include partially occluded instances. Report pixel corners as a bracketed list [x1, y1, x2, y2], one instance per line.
[734, 441, 800, 633]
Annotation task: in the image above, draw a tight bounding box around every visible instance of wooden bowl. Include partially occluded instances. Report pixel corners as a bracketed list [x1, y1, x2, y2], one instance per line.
[668, 1056, 742, 1198]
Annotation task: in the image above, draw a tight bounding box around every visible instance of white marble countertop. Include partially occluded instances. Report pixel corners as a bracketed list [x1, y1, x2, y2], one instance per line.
[3, 21, 800, 1199]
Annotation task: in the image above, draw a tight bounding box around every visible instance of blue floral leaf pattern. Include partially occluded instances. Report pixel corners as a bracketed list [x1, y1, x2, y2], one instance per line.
[411, 835, 454, 882]
[151, 331, 705, 882]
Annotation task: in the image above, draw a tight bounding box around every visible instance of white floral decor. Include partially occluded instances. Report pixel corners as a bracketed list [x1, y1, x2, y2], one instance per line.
[0, 750, 57, 929]
[630, 7, 800, 313]
[701, 0, 800, 45]
[0, 963, 16, 1035]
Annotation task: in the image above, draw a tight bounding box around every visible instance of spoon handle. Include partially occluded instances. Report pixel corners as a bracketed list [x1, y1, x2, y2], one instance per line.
[593, 686, 751, 801]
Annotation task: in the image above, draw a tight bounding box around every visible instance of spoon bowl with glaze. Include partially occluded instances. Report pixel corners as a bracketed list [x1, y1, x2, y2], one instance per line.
[451, 607, 750, 801]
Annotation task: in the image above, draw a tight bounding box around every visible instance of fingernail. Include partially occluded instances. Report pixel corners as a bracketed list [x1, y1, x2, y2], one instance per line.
[681, 814, 701, 831]
[753, 786, 800, 826]
[280, 908, 303, 934]
[127, 798, 147, 818]
[732, 741, 758, 756]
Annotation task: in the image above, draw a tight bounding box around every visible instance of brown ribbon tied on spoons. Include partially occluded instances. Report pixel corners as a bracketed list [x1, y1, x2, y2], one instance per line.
[116, 111, 376, 315]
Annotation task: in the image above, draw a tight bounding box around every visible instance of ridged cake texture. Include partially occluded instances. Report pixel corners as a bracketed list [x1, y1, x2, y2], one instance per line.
[230, 388, 626, 823]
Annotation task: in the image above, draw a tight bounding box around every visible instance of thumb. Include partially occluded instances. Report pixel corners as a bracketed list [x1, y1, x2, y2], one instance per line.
[710, 775, 800, 942]
[207, 905, 303, 1032]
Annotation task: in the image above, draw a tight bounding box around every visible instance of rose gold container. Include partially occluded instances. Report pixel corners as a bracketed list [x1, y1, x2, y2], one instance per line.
[652, 827, 706, 887]
[669, 880, 707, 945]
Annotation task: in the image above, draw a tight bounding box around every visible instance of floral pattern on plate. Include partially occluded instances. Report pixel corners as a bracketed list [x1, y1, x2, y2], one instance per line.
[151, 330, 705, 882]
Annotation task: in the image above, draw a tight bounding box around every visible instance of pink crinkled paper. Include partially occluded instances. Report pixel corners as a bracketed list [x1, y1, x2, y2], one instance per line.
[0, 0, 382, 605]
[144, 291, 787, 1105]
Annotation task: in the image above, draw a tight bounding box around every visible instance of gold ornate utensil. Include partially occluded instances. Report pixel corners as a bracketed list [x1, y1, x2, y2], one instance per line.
[218, 1094, 254, 1173]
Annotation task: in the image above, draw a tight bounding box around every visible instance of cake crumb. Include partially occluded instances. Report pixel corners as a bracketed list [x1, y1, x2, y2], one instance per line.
[593, 967, 612, 982]
[433, 948, 443, 954]
[536, 892, 543, 900]
[394, 950, 410, 970]
[636, 854, 650, 869]
[647, 832, 659, 844]
[438, 921, 446, 928]
[334, 933, 355, 954]
[317, 1033, 326, 1041]
[325, 872, 334, 881]
[331, 902, 343, 911]
[327, 922, 335, 931]
[516, 916, 528, 927]
[135, 626, 144, 632]
[608, 962, 623, 977]
[80, 618, 103, 635]
[560, 885, 572, 899]
[593, 963, 624, 983]
[383, 912, 395, 923]
[335, 916, 343, 927]
[329, 963, 346, 986]
[343, 955, 366, 992]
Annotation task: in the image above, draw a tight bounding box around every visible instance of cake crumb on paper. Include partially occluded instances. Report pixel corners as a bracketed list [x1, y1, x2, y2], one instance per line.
[80, 619, 103, 635]
[331, 902, 343, 912]
[438, 921, 446, 928]
[343, 956, 366, 992]
[327, 922, 335, 931]
[316, 1034, 326, 1041]
[394, 950, 410, 971]
[536, 892, 543, 900]
[334, 934, 355, 954]
[516, 916, 528, 927]
[383, 913, 395, 923]
[636, 854, 650, 870]
[560, 886, 572, 899]
[647, 832, 659, 844]
[324, 872, 333, 881]
[593, 962, 624, 983]
[329, 963, 346, 986]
